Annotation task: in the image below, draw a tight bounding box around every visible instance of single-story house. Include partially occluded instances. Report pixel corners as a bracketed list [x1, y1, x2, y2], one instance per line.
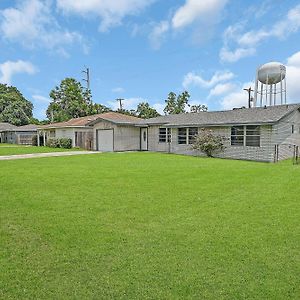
[0, 122, 17, 143]
[37, 112, 142, 151]
[0, 124, 38, 145]
[37, 104, 300, 162]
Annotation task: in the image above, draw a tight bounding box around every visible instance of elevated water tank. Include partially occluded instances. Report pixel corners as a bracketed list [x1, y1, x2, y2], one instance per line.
[257, 62, 286, 84]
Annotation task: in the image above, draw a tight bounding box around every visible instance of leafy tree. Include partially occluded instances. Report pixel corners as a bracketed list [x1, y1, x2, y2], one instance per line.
[47, 78, 109, 122]
[190, 104, 208, 113]
[191, 129, 226, 157]
[163, 91, 190, 115]
[0, 84, 33, 126]
[89, 103, 110, 115]
[136, 102, 160, 119]
[116, 108, 137, 117]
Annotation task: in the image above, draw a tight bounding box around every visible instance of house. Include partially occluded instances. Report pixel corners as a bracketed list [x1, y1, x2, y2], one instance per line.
[0, 122, 17, 143]
[140, 103, 300, 162]
[0, 124, 38, 145]
[37, 112, 142, 151]
[37, 104, 300, 162]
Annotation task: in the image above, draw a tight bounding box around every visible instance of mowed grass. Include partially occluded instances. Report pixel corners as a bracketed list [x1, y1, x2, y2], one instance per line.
[0, 152, 299, 299]
[0, 144, 81, 156]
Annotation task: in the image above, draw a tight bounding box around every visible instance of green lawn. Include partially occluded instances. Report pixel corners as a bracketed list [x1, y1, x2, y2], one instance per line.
[0, 153, 299, 299]
[0, 144, 81, 156]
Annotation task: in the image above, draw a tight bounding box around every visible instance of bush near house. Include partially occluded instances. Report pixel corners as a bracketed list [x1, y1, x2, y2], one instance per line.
[46, 138, 72, 149]
[191, 129, 226, 157]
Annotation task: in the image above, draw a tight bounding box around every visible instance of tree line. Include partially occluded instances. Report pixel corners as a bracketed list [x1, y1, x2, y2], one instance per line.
[0, 77, 207, 126]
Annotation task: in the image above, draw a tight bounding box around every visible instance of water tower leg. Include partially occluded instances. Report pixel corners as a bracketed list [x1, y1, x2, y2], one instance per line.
[254, 70, 258, 107]
[270, 84, 273, 106]
[284, 77, 287, 104]
[274, 83, 276, 105]
[280, 73, 283, 105]
[260, 83, 263, 107]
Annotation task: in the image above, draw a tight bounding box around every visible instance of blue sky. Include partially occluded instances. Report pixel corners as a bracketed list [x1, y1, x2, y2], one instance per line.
[1, 0, 300, 120]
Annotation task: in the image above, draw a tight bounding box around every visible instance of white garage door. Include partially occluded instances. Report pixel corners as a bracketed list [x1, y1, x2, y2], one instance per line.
[97, 129, 113, 152]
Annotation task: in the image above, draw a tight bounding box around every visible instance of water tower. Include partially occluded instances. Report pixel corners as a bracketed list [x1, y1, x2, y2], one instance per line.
[253, 62, 286, 107]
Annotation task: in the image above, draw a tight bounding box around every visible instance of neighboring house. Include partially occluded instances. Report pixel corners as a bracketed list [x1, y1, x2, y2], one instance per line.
[37, 104, 300, 162]
[0, 122, 17, 143]
[1, 124, 38, 145]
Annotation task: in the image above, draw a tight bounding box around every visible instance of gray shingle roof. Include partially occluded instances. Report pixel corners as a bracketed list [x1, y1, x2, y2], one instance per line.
[139, 104, 300, 127]
[0, 122, 17, 131]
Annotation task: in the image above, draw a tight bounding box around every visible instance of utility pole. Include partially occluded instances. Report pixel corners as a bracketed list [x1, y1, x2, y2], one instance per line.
[82, 67, 90, 90]
[82, 66, 92, 104]
[116, 98, 124, 110]
[244, 87, 254, 108]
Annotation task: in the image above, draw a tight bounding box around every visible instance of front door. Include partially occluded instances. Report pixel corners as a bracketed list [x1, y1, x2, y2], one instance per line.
[141, 128, 148, 151]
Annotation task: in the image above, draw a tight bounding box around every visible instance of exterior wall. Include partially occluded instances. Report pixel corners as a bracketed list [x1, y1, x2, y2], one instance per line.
[92, 121, 140, 151]
[272, 109, 300, 160]
[148, 125, 274, 162]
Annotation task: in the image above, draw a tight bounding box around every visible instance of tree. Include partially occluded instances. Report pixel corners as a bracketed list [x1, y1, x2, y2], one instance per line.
[190, 104, 208, 113]
[136, 102, 160, 119]
[47, 78, 110, 122]
[191, 129, 226, 157]
[0, 83, 33, 126]
[89, 103, 110, 115]
[163, 91, 190, 115]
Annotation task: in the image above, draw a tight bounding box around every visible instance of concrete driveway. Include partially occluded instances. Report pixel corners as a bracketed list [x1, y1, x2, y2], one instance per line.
[0, 151, 99, 161]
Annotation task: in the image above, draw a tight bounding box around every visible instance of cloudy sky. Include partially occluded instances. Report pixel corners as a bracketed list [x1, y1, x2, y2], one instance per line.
[1, 0, 300, 119]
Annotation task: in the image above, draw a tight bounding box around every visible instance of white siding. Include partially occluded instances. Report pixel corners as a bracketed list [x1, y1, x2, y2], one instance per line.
[93, 120, 140, 151]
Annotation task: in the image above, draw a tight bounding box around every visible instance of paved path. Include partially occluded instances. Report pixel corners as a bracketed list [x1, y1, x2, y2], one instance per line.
[0, 151, 99, 161]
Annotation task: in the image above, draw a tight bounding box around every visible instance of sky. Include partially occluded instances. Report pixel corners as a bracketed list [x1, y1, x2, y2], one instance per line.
[1, 0, 300, 120]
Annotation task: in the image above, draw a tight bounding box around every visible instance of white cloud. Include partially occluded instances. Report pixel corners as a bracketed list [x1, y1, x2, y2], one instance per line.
[172, 0, 228, 29]
[219, 47, 256, 63]
[149, 21, 169, 50]
[32, 94, 51, 103]
[0, 60, 37, 84]
[287, 51, 300, 67]
[208, 82, 237, 97]
[112, 87, 125, 94]
[221, 4, 300, 62]
[152, 103, 165, 115]
[183, 70, 234, 89]
[0, 0, 84, 53]
[57, 0, 155, 32]
[107, 97, 147, 110]
[286, 51, 300, 102]
[220, 81, 254, 109]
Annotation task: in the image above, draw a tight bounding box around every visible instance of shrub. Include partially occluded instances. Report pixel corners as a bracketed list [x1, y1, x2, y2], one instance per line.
[46, 138, 72, 149]
[59, 138, 72, 149]
[32, 135, 38, 146]
[191, 129, 226, 157]
[46, 138, 60, 148]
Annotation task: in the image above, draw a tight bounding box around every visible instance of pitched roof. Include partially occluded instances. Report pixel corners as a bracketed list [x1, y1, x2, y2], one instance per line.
[139, 104, 300, 127]
[38, 112, 141, 129]
[0, 122, 17, 131]
[38, 113, 108, 129]
[87, 112, 141, 125]
[13, 124, 38, 132]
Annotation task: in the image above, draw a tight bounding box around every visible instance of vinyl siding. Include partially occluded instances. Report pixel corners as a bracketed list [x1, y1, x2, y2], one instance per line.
[93, 120, 140, 151]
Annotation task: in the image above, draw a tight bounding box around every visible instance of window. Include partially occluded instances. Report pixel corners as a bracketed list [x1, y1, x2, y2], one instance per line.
[188, 127, 198, 144]
[292, 124, 294, 134]
[159, 128, 171, 143]
[231, 125, 260, 147]
[178, 128, 187, 144]
[231, 126, 244, 146]
[49, 130, 55, 138]
[246, 126, 260, 147]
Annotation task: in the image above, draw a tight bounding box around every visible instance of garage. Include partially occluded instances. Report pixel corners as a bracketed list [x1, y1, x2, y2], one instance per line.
[97, 129, 114, 151]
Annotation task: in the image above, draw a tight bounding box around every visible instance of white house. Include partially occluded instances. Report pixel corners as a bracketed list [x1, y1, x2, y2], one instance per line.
[37, 104, 300, 162]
